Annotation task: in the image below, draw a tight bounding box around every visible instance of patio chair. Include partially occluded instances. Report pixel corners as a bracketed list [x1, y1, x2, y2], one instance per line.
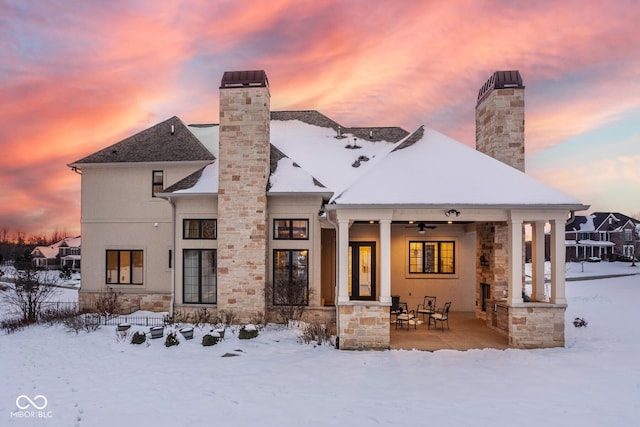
[416, 296, 437, 324]
[429, 301, 451, 331]
[395, 302, 416, 330]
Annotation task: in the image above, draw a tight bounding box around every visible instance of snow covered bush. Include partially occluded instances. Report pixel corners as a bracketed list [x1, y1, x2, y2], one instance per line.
[131, 331, 146, 344]
[573, 317, 588, 327]
[239, 324, 258, 340]
[299, 320, 334, 347]
[201, 334, 219, 346]
[165, 331, 180, 347]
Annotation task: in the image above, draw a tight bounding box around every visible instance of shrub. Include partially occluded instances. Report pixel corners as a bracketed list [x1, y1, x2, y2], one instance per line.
[192, 307, 212, 327]
[164, 309, 191, 325]
[131, 331, 146, 344]
[165, 331, 180, 347]
[299, 320, 334, 346]
[573, 317, 588, 327]
[95, 287, 122, 319]
[202, 334, 219, 347]
[4, 266, 58, 322]
[0, 317, 33, 334]
[218, 309, 236, 327]
[63, 314, 101, 334]
[59, 265, 72, 280]
[267, 279, 311, 325]
[239, 324, 259, 340]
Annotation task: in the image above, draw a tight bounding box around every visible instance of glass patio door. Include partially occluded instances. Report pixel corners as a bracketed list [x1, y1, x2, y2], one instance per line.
[348, 242, 376, 301]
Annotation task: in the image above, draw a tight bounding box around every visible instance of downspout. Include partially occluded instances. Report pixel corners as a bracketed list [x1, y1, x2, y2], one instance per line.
[168, 196, 176, 316]
[325, 210, 341, 349]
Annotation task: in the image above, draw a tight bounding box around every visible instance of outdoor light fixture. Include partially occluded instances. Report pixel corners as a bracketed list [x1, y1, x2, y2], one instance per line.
[445, 209, 461, 217]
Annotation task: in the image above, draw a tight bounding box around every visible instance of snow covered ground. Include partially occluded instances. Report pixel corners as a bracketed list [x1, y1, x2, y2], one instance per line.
[1, 263, 639, 426]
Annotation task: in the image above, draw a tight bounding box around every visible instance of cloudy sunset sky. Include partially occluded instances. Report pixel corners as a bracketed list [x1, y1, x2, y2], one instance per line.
[1, 0, 639, 237]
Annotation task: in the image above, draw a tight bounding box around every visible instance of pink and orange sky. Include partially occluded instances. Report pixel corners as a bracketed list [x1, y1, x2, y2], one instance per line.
[2, 0, 639, 237]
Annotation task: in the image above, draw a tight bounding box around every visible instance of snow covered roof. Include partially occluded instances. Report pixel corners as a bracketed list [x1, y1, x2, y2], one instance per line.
[566, 212, 639, 232]
[131, 110, 585, 211]
[31, 236, 81, 259]
[329, 126, 584, 208]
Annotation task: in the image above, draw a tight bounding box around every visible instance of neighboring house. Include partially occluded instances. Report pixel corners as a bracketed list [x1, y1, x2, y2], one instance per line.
[31, 236, 81, 271]
[565, 212, 639, 261]
[69, 69, 588, 350]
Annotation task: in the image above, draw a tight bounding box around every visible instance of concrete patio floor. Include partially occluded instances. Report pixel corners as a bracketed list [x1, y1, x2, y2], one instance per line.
[390, 311, 510, 351]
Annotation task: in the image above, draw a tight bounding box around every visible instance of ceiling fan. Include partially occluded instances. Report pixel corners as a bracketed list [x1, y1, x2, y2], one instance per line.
[405, 222, 436, 234]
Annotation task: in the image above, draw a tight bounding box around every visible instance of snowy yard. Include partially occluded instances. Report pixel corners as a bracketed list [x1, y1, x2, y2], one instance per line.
[1, 264, 639, 426]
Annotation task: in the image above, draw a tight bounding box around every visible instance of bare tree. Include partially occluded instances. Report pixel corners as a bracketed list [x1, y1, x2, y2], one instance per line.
[268, 278, 311, 325]
[5, 265, 58, 322]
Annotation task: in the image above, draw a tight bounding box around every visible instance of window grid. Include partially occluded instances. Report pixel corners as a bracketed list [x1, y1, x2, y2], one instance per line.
[106, 250, 143, 284]
[183, 249, 217, 304]
[274, 219, 309, 240]
[152, 170, 164, 196]
[273, 249, 309, 305]
[409, 241, 455, 274]
[183, 219, 217, 239]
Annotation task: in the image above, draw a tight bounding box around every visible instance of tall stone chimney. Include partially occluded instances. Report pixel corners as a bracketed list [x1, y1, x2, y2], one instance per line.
[475, 70, 525, 172]
[217, 70, 270, 321]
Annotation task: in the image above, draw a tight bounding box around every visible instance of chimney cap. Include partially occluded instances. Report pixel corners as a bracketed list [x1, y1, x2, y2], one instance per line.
[220, 70, 269, 89]
[477, 70, 524, 104]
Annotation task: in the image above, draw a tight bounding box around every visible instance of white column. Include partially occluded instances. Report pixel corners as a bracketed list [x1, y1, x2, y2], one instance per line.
[337, 218, 351, 304]
[550, 218, 567, 304]
[532, 221, 546, 301]
[508, 218, 524, 304]
[379, 219, 391, 305]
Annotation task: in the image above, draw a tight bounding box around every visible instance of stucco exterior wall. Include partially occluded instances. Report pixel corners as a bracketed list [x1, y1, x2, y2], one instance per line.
[172, 196, 219, 308]
[267, 195, 325, 308]
[79, 163, 206, 310]
[389, 224, 477, 312]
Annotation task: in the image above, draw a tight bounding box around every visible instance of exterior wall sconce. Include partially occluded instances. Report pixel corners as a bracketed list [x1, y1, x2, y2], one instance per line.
[445, 209, 461, 217]
[480, 254, 489, 267]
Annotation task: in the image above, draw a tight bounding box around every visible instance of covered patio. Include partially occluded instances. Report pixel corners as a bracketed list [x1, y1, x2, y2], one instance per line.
[390, 311, 509, 351]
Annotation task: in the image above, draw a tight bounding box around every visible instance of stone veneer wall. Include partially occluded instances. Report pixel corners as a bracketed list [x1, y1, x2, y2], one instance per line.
[338, 305, 390, 350]
[79, 290, 171, 313]
[476, 222, 509, 320]
[476, 87, 525, 172]
[509, 304, 566, 348]
[217, 82, 270, 323]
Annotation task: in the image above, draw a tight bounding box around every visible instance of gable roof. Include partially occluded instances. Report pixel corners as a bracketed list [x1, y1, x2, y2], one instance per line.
[567, 212, 639, 232]
[31, 236, 81, 259]
[330, 125, 585, 208]
[70, 116, 215, 165]
[92, 110, 586, 212]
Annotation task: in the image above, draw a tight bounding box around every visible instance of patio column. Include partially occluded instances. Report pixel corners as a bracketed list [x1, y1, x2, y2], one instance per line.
[508, 218, 524, 304]
[337, 218, 351, 304]
[549, 218, 567, 304]
[379, 219, 391, 305]
[531, 221, 546, 301]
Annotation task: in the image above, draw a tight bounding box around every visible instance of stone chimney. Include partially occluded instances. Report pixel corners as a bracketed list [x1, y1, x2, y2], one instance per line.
[475, 70, 525, 172]
[217, 70, 270, 321]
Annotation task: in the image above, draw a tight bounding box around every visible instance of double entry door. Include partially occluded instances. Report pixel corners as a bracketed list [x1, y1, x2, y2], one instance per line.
[348, 242, 376, 301]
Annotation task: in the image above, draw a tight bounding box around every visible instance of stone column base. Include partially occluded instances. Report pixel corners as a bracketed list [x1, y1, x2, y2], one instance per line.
[509, 303, 566, 348]
[338, 304, 390, 350]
